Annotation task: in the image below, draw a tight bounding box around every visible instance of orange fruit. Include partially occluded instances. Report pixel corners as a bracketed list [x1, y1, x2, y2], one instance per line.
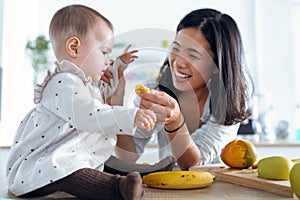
[221, 139, 257, 169]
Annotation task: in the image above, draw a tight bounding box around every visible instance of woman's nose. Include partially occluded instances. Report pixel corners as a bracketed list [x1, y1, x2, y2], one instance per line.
[174, 55, 188, 69]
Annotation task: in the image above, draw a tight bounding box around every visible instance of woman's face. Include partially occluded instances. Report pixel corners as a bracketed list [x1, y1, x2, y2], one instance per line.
[169, 27, 216, 94]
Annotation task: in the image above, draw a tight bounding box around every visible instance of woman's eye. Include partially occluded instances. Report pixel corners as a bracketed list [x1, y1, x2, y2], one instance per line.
[189, 54, 199, 60]
[171, 46, 180, 52]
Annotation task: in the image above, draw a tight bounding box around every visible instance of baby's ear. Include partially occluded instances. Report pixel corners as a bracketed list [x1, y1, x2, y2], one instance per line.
[65, 37, 81, 58]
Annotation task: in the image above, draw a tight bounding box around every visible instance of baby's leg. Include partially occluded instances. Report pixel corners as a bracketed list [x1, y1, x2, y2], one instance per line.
[118, 172, 144, 200]
[21, 168, 144, 200]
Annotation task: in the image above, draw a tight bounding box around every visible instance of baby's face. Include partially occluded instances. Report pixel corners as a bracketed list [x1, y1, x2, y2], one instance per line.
[78, 23, 114, 83]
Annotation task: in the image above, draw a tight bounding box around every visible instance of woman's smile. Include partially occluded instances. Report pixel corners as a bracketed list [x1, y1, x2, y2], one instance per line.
[174, 70, 191, 79]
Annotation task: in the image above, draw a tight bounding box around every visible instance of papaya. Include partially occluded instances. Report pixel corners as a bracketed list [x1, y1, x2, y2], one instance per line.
[221, 139, 257, 169]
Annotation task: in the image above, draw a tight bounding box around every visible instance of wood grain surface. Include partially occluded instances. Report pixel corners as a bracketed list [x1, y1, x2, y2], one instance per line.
[190, 165, 294, 198]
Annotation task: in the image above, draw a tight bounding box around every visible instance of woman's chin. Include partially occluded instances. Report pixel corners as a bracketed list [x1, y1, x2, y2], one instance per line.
[174, 82, 192, 92]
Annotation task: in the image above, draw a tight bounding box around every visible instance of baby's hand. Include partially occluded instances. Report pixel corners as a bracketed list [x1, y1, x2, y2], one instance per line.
[135, 109, 156, 131]
[119, 44, 138, 64]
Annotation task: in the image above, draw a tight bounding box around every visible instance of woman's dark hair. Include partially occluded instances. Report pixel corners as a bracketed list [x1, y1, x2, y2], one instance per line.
[157, 8, 254, 125]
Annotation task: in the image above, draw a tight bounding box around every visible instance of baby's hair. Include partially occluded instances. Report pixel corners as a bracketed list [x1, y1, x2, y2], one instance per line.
[49, 4, 113, 41]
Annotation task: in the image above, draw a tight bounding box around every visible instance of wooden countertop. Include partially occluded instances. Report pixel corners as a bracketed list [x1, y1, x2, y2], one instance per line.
[0, 147, 298, 199]
[1, 180, 297, 199]
[143, 180, 297, 199]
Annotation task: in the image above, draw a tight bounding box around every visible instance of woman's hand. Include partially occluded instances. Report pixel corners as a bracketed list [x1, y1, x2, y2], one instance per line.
[139, 90, 182, 126]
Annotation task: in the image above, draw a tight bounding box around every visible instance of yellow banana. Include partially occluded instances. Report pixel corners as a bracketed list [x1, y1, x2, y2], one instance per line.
[135, 84, 150, 96]
[142, 170, 216, 189]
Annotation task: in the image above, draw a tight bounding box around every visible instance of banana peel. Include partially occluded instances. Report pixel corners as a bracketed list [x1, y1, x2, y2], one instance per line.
[142, 170, 216, 189]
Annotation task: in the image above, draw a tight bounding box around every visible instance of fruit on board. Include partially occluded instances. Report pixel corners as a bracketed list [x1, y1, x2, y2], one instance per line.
[142, 171, 215, 189]
[289, 162, 300, 198]
[135, 84, 150, 96]
[257, 156, 294, 180]
[220, 139, 257, 169]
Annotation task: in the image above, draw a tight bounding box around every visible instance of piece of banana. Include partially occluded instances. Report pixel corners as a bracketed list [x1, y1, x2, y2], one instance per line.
[135, 84, 150, 96]
[142, 170, 216, 189]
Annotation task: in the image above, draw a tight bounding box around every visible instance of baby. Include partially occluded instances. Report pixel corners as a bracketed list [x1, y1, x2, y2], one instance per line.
[6, 4, 175, 200]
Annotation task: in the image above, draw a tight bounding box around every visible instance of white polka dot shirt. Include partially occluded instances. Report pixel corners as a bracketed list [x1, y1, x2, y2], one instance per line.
[6, 60, 138, 196]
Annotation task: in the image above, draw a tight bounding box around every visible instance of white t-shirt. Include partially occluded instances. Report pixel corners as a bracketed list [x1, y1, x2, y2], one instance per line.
[6, 60, 137, 196]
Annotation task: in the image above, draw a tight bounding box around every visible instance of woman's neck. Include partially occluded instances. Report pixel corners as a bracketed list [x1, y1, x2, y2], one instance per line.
[179, 86, 209, 105]
[178, 87, 209, 132]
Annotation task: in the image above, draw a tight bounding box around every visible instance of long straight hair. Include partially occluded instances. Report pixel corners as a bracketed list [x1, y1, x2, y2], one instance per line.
[157, 8, 254, 125]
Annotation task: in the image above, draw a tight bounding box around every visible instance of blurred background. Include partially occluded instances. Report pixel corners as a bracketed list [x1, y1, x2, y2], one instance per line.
[0, 0, 299, 146]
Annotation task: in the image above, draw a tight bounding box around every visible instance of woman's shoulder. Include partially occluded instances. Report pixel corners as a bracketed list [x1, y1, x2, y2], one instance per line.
[195, 97, 240, 134]
[195, 117, 240, 136]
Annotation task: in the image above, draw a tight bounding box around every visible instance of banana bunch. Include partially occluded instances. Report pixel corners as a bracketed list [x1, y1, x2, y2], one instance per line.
[142, 170, 216, 189]
[135, 84, 150, 96]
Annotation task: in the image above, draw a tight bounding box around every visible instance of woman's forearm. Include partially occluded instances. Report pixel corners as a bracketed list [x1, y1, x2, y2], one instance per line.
[165, 118, 201, 170]
[115, 135, 140, 162]
[176, 144, 201, 170]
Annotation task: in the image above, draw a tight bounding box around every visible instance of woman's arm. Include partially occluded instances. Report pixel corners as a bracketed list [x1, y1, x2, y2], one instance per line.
[164, 114, 201, 170]
[115, 135, 140, 162]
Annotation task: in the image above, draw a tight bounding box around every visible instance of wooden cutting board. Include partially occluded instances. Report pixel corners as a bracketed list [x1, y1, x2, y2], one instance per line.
[190, 165, 294, 198]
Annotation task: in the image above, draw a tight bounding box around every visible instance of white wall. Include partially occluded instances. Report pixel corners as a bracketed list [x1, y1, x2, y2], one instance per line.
[0, 0, 39, 146]
[255, 0, 296, 129]
[36, 0, 252, 34]
[0, 0, 3, 121]
[0, 0, 298, 146]
[0, 0, 3, 67]
[292, 2, 300, 104]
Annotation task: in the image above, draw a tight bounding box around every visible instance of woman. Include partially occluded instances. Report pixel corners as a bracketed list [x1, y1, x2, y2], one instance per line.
[115, 8, 254, 170]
